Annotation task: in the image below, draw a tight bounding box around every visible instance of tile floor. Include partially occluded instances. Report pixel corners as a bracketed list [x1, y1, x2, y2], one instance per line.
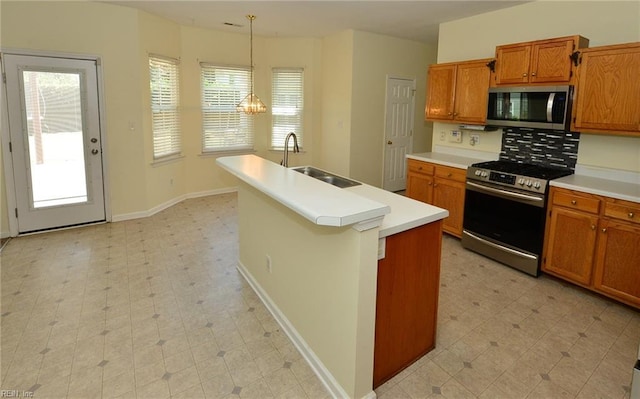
[1, 193, 638, 399]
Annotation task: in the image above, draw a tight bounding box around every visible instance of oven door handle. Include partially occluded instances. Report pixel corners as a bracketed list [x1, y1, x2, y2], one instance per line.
[466, 181, 544, 205]
[463, 231, 538, 260]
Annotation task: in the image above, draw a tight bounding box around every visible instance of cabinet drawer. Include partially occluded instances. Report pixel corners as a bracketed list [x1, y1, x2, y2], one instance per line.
[604, 200, 640, 225]
[407, 160, 434, 176]
[434, 165, 466, 183]
[552, 190, 601, 214]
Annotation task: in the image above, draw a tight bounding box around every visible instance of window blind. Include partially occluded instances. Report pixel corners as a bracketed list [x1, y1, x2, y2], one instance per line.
[200, 64, 254, 152]
[149, 55, 181, 159]
[271, 68, 304, 149]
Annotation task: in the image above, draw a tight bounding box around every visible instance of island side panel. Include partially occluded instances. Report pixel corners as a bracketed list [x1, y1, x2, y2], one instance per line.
[237, 182, 380, 399]
[373, 220, 443, 388]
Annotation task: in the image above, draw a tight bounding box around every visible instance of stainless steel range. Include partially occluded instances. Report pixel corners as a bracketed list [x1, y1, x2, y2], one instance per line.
[461, 160, 574, 276]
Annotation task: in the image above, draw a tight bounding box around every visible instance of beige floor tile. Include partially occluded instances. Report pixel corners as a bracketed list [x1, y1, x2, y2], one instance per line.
[2, 193, 638, 399]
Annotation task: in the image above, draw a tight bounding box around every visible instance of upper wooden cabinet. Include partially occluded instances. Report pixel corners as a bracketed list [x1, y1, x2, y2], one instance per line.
[572, 42, 640, 136]
[493, 35, 589, 86]
[425, 58, 492, 124]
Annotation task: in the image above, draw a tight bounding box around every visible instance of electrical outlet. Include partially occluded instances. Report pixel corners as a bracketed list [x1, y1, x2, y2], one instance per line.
[449, 130, 462, 143]
[439, 131, 446, 141]
[266, 255, 272, 274]
[470, 134, 480, 146]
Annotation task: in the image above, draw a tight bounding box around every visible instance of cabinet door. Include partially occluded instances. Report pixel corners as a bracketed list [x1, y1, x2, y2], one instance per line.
[425, 64, 456, 121]
[542, 207, 598, 285]
[530, 39, 575, 83]
[406, 172, 433, 204]
[432, 178, 465, 237]
[593, 220, 640, 307]
[573, 43, 640, 134]
[454, 60, 491, 124]
[494, 45, 531, 85]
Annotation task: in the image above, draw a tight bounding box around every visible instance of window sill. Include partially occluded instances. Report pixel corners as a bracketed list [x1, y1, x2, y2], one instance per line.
[200, 149, 257, 158]
[151, 154, 184, 167]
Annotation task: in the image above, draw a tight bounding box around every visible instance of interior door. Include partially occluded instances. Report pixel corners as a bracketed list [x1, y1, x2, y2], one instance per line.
[383, 77, 415, 192]
[3, 53, 105, 233]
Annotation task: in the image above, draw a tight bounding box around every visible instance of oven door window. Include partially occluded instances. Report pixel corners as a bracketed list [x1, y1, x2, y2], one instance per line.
[463, 188, 546, 254]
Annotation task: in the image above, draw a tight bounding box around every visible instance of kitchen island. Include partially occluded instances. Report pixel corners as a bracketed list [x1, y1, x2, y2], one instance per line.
[216, 155, 448, 399]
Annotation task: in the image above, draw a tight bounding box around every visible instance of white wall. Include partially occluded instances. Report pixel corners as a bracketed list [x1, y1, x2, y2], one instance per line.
[433, 1, 640, 172]
[350, 30, 436, 186]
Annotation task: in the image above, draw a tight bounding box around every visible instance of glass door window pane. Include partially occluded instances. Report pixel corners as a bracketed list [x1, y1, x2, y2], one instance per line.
[22, 70, 88, 208]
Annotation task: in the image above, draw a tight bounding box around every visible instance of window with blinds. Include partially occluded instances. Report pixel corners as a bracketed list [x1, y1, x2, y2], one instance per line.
[200, 64, 254, 152]
[271, 68, 304, 149]
[149, 55, 181, 160]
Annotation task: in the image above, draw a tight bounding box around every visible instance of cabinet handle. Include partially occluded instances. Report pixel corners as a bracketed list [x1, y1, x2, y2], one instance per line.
[434, 183, 438, 187]
[602, 228, 607, 233]
[418, 166, 422, 170]
[447, 173, 452, 177]
[428, 182, 432, 186]
[591, 225, 596, 230]
[447, 112, 453, 116]
[523, 72, 528, 77]
[453, 113, 458, 116]
[629, 212, 635, 219]
[531, 72, 536, 77]
[571, 200, 577, 205]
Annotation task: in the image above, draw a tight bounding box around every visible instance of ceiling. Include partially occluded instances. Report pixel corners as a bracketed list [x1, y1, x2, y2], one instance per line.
[104, 1, 529, 43]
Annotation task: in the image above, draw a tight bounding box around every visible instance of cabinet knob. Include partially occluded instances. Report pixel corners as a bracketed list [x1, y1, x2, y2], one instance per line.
[447, 112, 453, 116]
[428, 182, 432, 186]
[602, 228, 607, 233]
[531, 72, 537, 77]
[591, 225, 596, 230]
[447, 173, 452, 177]
[571, 200, 577, 205]
[418, 166, 422, 170]
[453, 113, 458, 116]
[523, 73, 528, 77]
[434, 183, 438, 187]
[629, 212, 635, 219]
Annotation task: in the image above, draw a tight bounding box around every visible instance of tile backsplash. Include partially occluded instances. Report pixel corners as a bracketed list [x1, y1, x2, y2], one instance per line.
[500, 128, 580, 170]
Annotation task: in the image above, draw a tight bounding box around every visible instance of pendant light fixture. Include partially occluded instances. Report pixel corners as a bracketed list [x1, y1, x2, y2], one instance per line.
[237, 14, 267, 115]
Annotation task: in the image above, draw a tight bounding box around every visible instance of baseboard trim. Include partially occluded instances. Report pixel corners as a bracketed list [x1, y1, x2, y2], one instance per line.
[112, 187, 237, 222]
[236, 260, 376, 399]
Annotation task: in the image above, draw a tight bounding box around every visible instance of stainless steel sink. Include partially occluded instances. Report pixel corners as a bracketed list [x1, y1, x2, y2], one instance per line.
[292, 166, 361, 188]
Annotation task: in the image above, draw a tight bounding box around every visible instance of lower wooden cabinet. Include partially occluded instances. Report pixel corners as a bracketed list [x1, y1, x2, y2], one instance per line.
[543, 187, 640, 308]
[543, 207, 598, 286]
[406, 159, 466, 237]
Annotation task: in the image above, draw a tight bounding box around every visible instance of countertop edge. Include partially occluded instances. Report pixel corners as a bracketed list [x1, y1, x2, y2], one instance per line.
[550, 178, 640, 203]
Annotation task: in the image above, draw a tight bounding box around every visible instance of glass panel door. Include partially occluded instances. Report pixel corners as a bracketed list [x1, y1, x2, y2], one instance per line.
[3, 54, 105, 233]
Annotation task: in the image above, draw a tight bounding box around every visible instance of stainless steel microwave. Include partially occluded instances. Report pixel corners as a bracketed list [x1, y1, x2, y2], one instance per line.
[486, 85, 573, 130]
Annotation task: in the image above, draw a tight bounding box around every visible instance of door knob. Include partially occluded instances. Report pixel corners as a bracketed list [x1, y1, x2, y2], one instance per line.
[91, 138, 98, 143]
[387, 141, 393, 145]
[91, 149, 99, 155]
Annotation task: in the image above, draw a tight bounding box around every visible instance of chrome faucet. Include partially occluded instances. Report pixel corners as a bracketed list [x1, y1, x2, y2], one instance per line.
[281, 132, 299, 167]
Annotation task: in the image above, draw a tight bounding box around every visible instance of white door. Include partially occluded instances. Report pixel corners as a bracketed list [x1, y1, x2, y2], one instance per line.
[3, 54, 105, 233]
[383, 77, 415, 192]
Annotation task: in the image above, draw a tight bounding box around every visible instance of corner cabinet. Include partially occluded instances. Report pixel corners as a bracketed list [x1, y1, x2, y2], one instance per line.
[572, 42, 640, 135]
[406, 159, 466, 237]
[425, 58, 492, 125]
[543, 187, 640, 309]
[493, 35, 589, 86]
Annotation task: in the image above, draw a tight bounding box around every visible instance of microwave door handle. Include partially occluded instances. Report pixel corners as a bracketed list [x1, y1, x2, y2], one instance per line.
[547, 92, 556, 122]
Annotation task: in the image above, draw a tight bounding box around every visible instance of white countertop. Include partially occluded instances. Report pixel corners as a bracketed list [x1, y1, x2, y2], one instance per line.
[551, 175, 640, 203]
[216, 155, 448, 236]
[345, 185, 448, 238]
[407, 151, 495, 169]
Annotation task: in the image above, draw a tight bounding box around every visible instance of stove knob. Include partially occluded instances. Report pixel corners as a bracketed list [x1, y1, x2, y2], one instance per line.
[518, 178, 525, 185]
[525, 180, 532, 187]
[533, 181, 541, 189]
[475, 170, 482, 176]
[481, 171, 488, 178]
